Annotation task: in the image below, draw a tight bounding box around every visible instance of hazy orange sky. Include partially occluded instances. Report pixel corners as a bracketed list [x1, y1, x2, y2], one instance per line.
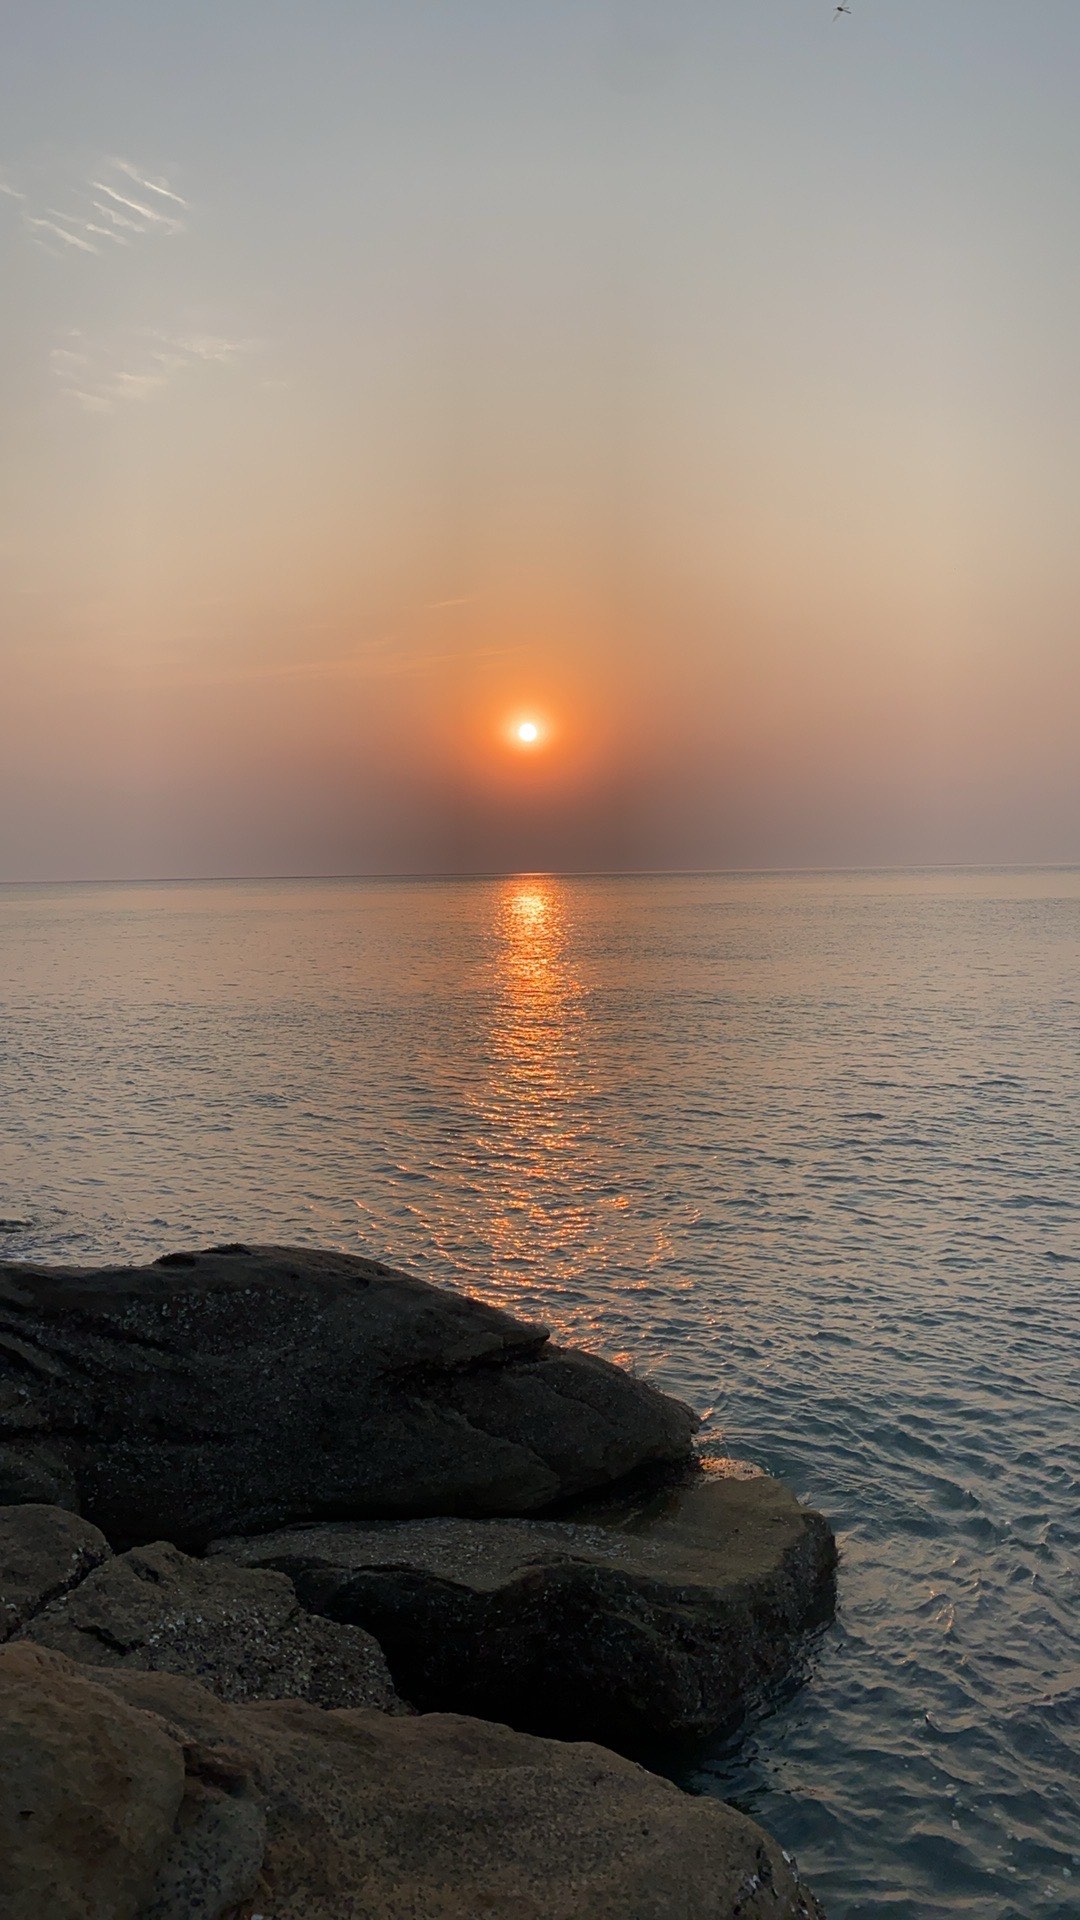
[3, 1, 1080, 879]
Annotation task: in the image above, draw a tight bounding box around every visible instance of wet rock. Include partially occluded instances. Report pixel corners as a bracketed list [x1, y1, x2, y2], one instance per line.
[212, 1471, 837, 1747]
[20, 1535, 401, 1712]
[0, 1244, 697, 1546]
[0, 1502, 112, 1641]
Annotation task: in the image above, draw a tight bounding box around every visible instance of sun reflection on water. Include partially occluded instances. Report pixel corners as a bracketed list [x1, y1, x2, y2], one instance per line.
[349, 875, 685, 1349]
[495, 881, 580, 1107]
[355, 875, 679, 1354]
[456, 877, 677, 1353]
[478, 880, 593, 1302]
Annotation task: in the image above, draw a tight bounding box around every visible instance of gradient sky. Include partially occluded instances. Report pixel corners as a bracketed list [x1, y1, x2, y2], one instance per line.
[3, 0, 1080, 878]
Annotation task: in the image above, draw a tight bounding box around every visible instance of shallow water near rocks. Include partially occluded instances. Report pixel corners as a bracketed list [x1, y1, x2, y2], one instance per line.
[1, 867, 1078, 1920]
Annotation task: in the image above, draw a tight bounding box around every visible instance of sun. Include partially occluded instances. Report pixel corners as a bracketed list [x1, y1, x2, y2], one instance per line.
[503, 712, 550, 752]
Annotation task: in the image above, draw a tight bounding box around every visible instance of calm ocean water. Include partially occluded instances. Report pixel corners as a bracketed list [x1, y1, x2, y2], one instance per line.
[1, 869, 1078, 1918]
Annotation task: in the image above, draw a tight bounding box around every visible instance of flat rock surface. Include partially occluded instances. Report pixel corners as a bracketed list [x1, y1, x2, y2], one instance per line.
[213, 1473, 837, 1746]
[20, 1535, 401, 1712]
[0, 1502, 112, 1642]
[0, 1243, 697, 1546]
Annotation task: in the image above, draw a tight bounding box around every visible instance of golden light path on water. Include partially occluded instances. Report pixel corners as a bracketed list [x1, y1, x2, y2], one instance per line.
[484, 882, 595, 1289]
[427, 876, 680, 1366]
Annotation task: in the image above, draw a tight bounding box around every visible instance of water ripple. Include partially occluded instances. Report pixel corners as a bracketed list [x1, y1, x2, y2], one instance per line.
[1, 868, 1078, 1918]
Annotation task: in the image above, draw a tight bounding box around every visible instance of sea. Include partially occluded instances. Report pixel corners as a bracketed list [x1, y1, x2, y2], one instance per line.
[1, 867, 1077, 1920]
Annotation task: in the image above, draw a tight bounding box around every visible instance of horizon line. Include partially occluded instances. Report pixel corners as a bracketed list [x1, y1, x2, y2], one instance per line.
[3, 858, 1080, 889]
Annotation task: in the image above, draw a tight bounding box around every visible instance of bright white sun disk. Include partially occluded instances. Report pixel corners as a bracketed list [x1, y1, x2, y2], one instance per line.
[517, 721, 540, 743]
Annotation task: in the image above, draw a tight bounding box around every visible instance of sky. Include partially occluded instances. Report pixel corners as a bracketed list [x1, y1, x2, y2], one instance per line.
[3, 0, 1080, 879]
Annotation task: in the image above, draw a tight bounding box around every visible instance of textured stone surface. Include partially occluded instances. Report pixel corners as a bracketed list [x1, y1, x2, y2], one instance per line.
[138, 1785, 267, 1920]
[0, 1243, 697, 1546]
[0, 1440, 80, 1510]
[21, 1535, 401, 1711]
[1, 1645, 268, 1920]
[0, 1501, 113, 1641]
[107, 1662, 827, 1919]
[1, 1640, 827, 1919]
[0, 1643, 187, 1920]
[212, 1471, 837, 1746]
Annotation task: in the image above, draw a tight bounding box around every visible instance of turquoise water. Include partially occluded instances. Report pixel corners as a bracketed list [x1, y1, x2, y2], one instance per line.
[1, 869, 1078, 1918]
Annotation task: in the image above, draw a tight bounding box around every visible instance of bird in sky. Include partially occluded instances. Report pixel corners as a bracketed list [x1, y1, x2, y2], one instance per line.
[834, 2, 851, 15]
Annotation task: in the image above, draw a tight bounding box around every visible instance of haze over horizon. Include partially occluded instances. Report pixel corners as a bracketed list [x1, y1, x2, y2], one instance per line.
[4, 0, 1080, 882]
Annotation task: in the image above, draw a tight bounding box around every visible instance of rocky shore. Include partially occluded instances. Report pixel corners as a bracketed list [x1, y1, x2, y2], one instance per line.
[0, 1244, 836, 1918]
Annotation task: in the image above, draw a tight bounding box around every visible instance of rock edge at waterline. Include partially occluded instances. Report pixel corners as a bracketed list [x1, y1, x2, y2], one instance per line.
[213, 1471, 837, 1747]
[0, 1244, 837, 1917]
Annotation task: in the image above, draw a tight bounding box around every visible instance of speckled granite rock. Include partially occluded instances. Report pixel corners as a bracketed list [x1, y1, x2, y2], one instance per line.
[0, 1645, 826, 1918]
[0, 1502, 112, 1641]
[19, 1534, 401, 1712]
[0, 1641, 259, 1920]
[0, 1244, 697, 1547]
[212, 1471, 837, 1747]
[0, 1440, 80, 1510]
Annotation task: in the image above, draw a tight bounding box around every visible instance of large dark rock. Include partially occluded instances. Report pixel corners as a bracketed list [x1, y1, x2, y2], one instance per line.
[0, 1643, 827, 1919]
[18, 1532, 401, 1713]
[212, 1471, 837, 1748]
[0, 1244, 696, 1547]
[0, 1440, 80, 1510]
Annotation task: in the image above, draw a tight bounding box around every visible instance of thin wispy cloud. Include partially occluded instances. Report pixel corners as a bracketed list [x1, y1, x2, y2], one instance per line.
[90, 179, 185, 234]
[391, 644, 517, 678]
[84, 222, 128, 247]
[51, 326, 259, 413]
[25, 216, 99, 255]
[6, 152, 260, 412]
[3, 155, 188, 259]
[111, 158, 188, 208]
[88, 205, 138, 237]
[168, 640, 518, 692]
